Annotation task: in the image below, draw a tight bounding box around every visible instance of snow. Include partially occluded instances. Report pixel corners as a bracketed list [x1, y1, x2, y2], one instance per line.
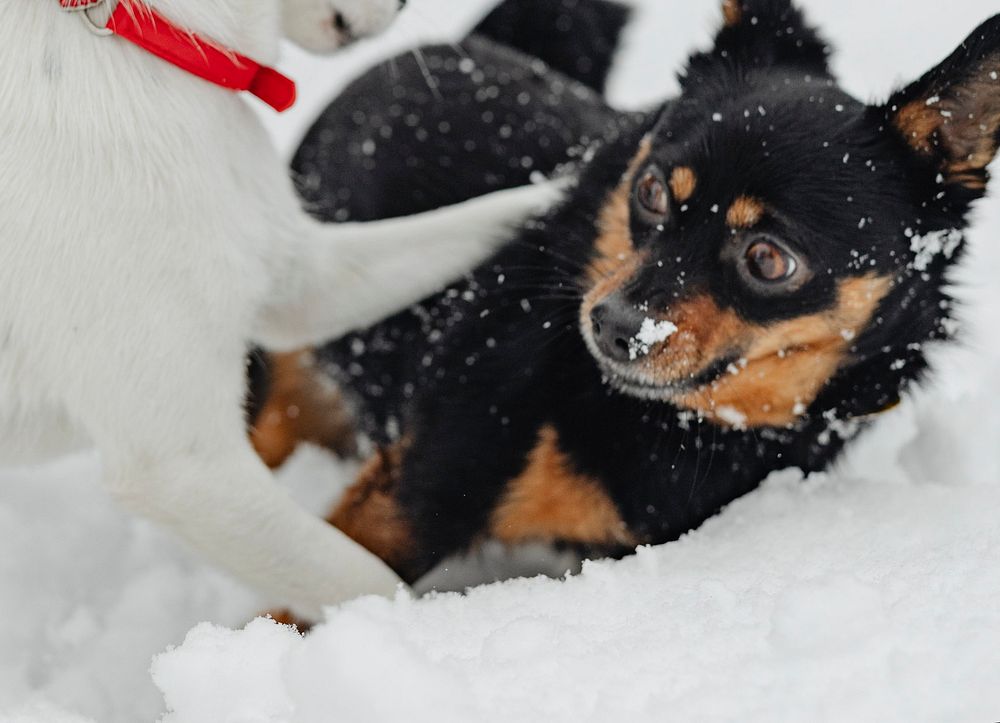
[628, 318, 678, 360]
[908, 228, 964, 272]
[150, 464, 1000, 722]
[714, 405, 749, 429]
[3, 1, 1000, 721]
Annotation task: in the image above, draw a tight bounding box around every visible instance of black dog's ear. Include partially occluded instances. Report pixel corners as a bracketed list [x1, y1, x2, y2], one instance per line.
[683, 0, 830, 86]
[882, 14, 1000, 192]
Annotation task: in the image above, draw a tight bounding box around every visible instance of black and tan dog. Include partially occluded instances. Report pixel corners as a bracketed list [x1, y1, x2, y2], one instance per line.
[254, 0, 1000, 585]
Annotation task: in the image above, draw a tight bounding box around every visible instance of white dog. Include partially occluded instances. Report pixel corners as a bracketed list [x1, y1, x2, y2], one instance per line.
[0, 0, 560, 613]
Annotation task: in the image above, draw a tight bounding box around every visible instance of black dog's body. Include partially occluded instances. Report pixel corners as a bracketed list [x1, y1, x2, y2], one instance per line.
[281, 0, 1000, 583]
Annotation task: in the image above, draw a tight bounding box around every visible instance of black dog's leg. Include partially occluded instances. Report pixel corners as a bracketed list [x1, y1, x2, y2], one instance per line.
[473, 0, 633, 93]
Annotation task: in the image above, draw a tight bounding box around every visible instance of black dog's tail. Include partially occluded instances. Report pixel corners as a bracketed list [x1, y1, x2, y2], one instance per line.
[472, 0, 632, 94]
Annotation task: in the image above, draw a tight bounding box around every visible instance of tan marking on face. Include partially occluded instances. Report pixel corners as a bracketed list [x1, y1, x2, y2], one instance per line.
[580, 139, 655, 334]
[669, 275, 893, 427]
[250, 351, 357, 468]
[327, 440, 421, 582]
[722, 0, 742, 27]
[727, 196, 765, 228]
[587, 138, 652, 283]
[489, 425, 636, 547]
[669, 166, 697, 203]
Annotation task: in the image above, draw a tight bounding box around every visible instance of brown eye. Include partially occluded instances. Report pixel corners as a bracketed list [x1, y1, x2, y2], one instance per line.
[634, 167, 670, 222]
[745, 239, 798, 282]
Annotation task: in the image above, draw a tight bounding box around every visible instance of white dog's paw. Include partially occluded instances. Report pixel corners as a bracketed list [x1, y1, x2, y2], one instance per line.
[488, 175, 576, 220]
[283, 0, 404, 53]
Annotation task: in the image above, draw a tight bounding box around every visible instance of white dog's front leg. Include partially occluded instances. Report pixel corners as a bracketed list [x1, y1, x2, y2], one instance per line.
[103, 443, 402, 616]
[255, 180, 569, 350]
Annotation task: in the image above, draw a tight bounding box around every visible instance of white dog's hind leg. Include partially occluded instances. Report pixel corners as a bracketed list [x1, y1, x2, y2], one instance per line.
[79, 338, 402, 615]
[255, 180, 569, 351]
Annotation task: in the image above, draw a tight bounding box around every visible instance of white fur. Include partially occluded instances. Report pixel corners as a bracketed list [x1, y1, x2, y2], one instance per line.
[282, 0, 400, 53]
[0, 0, 562, 614]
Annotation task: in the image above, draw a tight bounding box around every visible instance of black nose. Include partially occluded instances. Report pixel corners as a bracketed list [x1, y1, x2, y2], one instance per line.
[333, 11, 351, 35]
[589, 295, 650, 364]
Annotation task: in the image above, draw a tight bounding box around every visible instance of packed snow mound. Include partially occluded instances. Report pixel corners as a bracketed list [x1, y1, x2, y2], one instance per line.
[0, 703, 95, 723]
[151, 463, 1000, 722]
[3, 1, 1000, 721]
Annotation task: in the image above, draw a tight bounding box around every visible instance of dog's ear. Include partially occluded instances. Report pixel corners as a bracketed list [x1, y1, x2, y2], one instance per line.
[880, 14, 1000, 192]
[683, 0, 830, 87]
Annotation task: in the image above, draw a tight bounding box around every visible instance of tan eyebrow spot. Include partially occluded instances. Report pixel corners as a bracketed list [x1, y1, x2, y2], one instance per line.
[669, 166, 698, 203]
[727, 196, 765, 228]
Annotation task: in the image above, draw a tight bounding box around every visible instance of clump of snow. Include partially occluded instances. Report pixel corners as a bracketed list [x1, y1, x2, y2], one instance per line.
[628, 318, 678, 360]
[3, 2, 1000, 722]
[907, 228, 963, 271]
[714, 405, 748, 429]
[152, 619, 300, 723]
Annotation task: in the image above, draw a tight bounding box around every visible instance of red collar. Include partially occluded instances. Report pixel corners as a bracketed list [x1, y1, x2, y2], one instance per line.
[60, 0, 296, 112]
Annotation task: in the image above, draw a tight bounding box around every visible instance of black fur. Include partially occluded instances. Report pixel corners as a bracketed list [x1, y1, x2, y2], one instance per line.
[473, 0, 631, 93]
[292, 36, 637, 224]
[289, 1, 1000, 582]
[245, 349, 271, 425]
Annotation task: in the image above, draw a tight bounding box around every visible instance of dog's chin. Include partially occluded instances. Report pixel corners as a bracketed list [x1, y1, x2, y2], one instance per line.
[591, 356, 702, 402]
[601, 369, 684, 401]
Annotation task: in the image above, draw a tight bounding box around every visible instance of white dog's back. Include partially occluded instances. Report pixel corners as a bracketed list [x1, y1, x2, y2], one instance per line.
[1, 3, 277, 456]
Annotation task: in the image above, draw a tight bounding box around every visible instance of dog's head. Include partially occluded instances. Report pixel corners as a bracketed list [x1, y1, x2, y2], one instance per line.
[282, 0, 404, 53]
[578, 0, 1000, 429]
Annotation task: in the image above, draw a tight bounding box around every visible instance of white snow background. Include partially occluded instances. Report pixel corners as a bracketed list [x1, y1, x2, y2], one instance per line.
[3, 1, 1000, 721]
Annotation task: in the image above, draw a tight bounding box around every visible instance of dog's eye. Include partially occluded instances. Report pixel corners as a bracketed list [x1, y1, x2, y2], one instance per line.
[634, 167, 670, 223]
[744, 238, 798, 282]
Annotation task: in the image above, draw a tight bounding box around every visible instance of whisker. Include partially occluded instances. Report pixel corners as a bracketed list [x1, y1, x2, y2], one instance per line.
[506, 239, 589, 270]
[445, 41, 474, 64]
[410, 47, 444, 102]
[688, 415, 704, 507]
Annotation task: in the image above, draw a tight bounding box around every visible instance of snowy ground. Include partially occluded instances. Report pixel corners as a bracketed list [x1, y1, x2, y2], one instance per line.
[3, 1, 1000, 721]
